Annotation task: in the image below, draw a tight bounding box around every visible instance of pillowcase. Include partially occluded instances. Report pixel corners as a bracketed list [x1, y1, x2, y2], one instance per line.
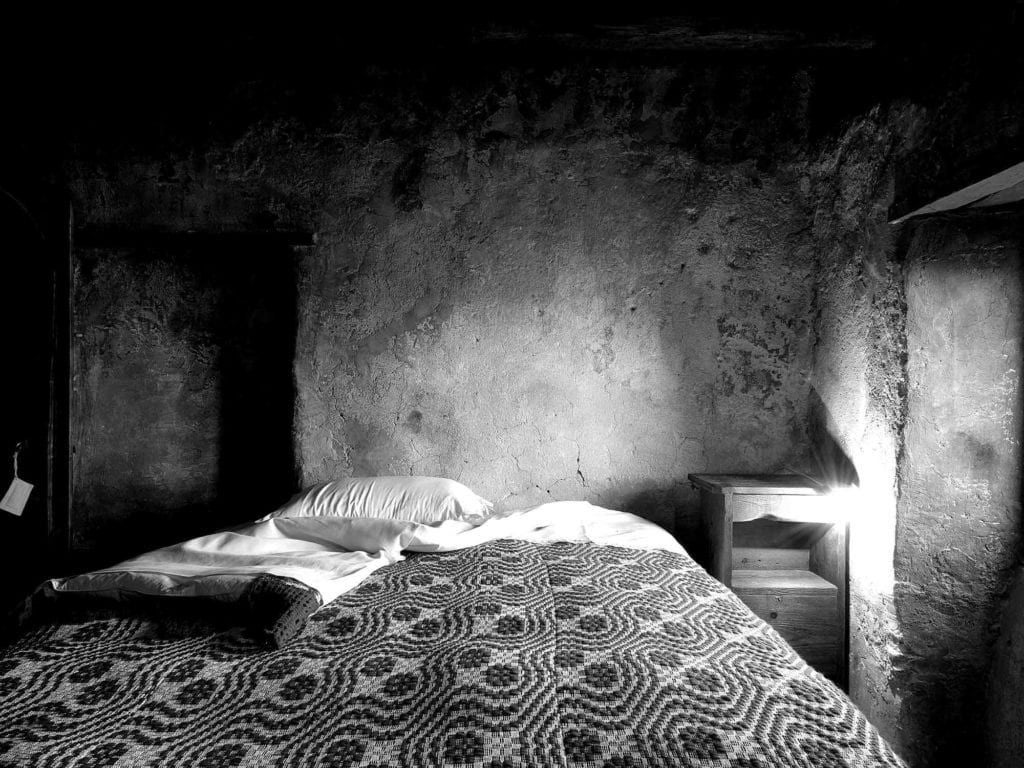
[259, 476, 494, 524]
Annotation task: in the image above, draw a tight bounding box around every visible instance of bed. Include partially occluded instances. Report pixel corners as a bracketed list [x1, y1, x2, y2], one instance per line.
[0, 482, 905, 767]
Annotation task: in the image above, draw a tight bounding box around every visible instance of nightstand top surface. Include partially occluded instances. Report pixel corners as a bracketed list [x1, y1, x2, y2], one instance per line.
[688, 473, 826, 495]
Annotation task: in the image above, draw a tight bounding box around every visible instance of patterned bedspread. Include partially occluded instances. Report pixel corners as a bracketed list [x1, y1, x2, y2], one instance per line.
[0, 540, 905, 767]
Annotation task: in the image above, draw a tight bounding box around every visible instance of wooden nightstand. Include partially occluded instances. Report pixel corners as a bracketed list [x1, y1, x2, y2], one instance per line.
[688, 473, 848, 687]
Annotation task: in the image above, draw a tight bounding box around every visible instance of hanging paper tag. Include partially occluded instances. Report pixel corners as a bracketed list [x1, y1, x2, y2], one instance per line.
[0, 478, 32, 516]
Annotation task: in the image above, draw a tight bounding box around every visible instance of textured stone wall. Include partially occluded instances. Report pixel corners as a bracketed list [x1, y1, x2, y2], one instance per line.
[806, 106, 916, 749]
[69, 60, 830, 549]
[293, 67, 823, 535]
[897, 215, 1023, 766]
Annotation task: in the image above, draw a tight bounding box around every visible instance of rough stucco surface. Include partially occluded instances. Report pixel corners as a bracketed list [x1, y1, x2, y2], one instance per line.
[295, 126, 818, 535]
[805, 105, 921, 752]
[897, 216, 1023, 767]
[71, 62, 826, 546]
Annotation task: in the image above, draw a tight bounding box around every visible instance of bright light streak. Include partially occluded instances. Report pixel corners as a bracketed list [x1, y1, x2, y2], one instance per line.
[824, 484, 862, 523]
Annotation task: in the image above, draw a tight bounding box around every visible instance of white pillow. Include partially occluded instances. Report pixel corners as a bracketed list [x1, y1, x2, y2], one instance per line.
[258, 476, 494, 524]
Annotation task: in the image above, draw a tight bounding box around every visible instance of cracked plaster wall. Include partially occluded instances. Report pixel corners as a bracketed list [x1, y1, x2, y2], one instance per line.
[807, 105, 917, 751]
[897, 216, 1023, 767]
[297, 132, 819, 536]
[70, 61, 827, 548]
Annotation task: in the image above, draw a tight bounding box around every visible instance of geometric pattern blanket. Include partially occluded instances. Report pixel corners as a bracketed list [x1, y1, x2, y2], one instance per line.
[0, 540, 906, 767]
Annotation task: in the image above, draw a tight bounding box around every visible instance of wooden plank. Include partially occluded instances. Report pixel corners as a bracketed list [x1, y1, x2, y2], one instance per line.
[810, 521, 848, 688]
[732, 546, 809, 571]
[809, 525, 846, 600]
[737, 589, 838, 678]
[731, 494, 837, 523]
[704, 490, 732, 587]
[688, 473, 825, 495]
[737, 593, 837, 635]
[731, 569, 837, 596]
[890, 161, 1024, 224]
[972, 179, 1024, 209]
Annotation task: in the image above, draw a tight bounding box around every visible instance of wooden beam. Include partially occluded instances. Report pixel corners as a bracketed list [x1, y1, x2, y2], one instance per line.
[891, 161, 1024, 224]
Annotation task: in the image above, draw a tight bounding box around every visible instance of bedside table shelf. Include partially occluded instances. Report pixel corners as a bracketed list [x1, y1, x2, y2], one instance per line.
[688, 473, 848, 686]
[732, 568, 837, 594]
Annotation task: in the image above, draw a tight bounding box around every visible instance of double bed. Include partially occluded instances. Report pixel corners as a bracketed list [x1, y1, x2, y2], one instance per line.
[0, 479, 905, 767]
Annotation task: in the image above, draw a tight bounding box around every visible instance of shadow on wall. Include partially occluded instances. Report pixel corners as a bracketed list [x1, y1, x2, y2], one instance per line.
[807, 387, 860, 489]
[214, 242, 301, 527]
[617, 484, 696, 547]
[989, 559, 1024, 767]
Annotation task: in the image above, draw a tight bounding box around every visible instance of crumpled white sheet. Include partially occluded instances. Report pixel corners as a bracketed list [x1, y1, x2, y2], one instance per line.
[48, 501, 684, 606]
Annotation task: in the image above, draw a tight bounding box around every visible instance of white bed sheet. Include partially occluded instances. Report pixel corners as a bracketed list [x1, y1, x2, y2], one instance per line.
[48, 501, 683, 605]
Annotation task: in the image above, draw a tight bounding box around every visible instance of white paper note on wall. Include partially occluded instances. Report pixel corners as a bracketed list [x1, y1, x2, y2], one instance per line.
[0, 478, 32, 516]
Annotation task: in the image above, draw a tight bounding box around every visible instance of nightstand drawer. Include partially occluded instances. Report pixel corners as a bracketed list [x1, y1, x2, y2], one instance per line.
[733, 569, 838, 677]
